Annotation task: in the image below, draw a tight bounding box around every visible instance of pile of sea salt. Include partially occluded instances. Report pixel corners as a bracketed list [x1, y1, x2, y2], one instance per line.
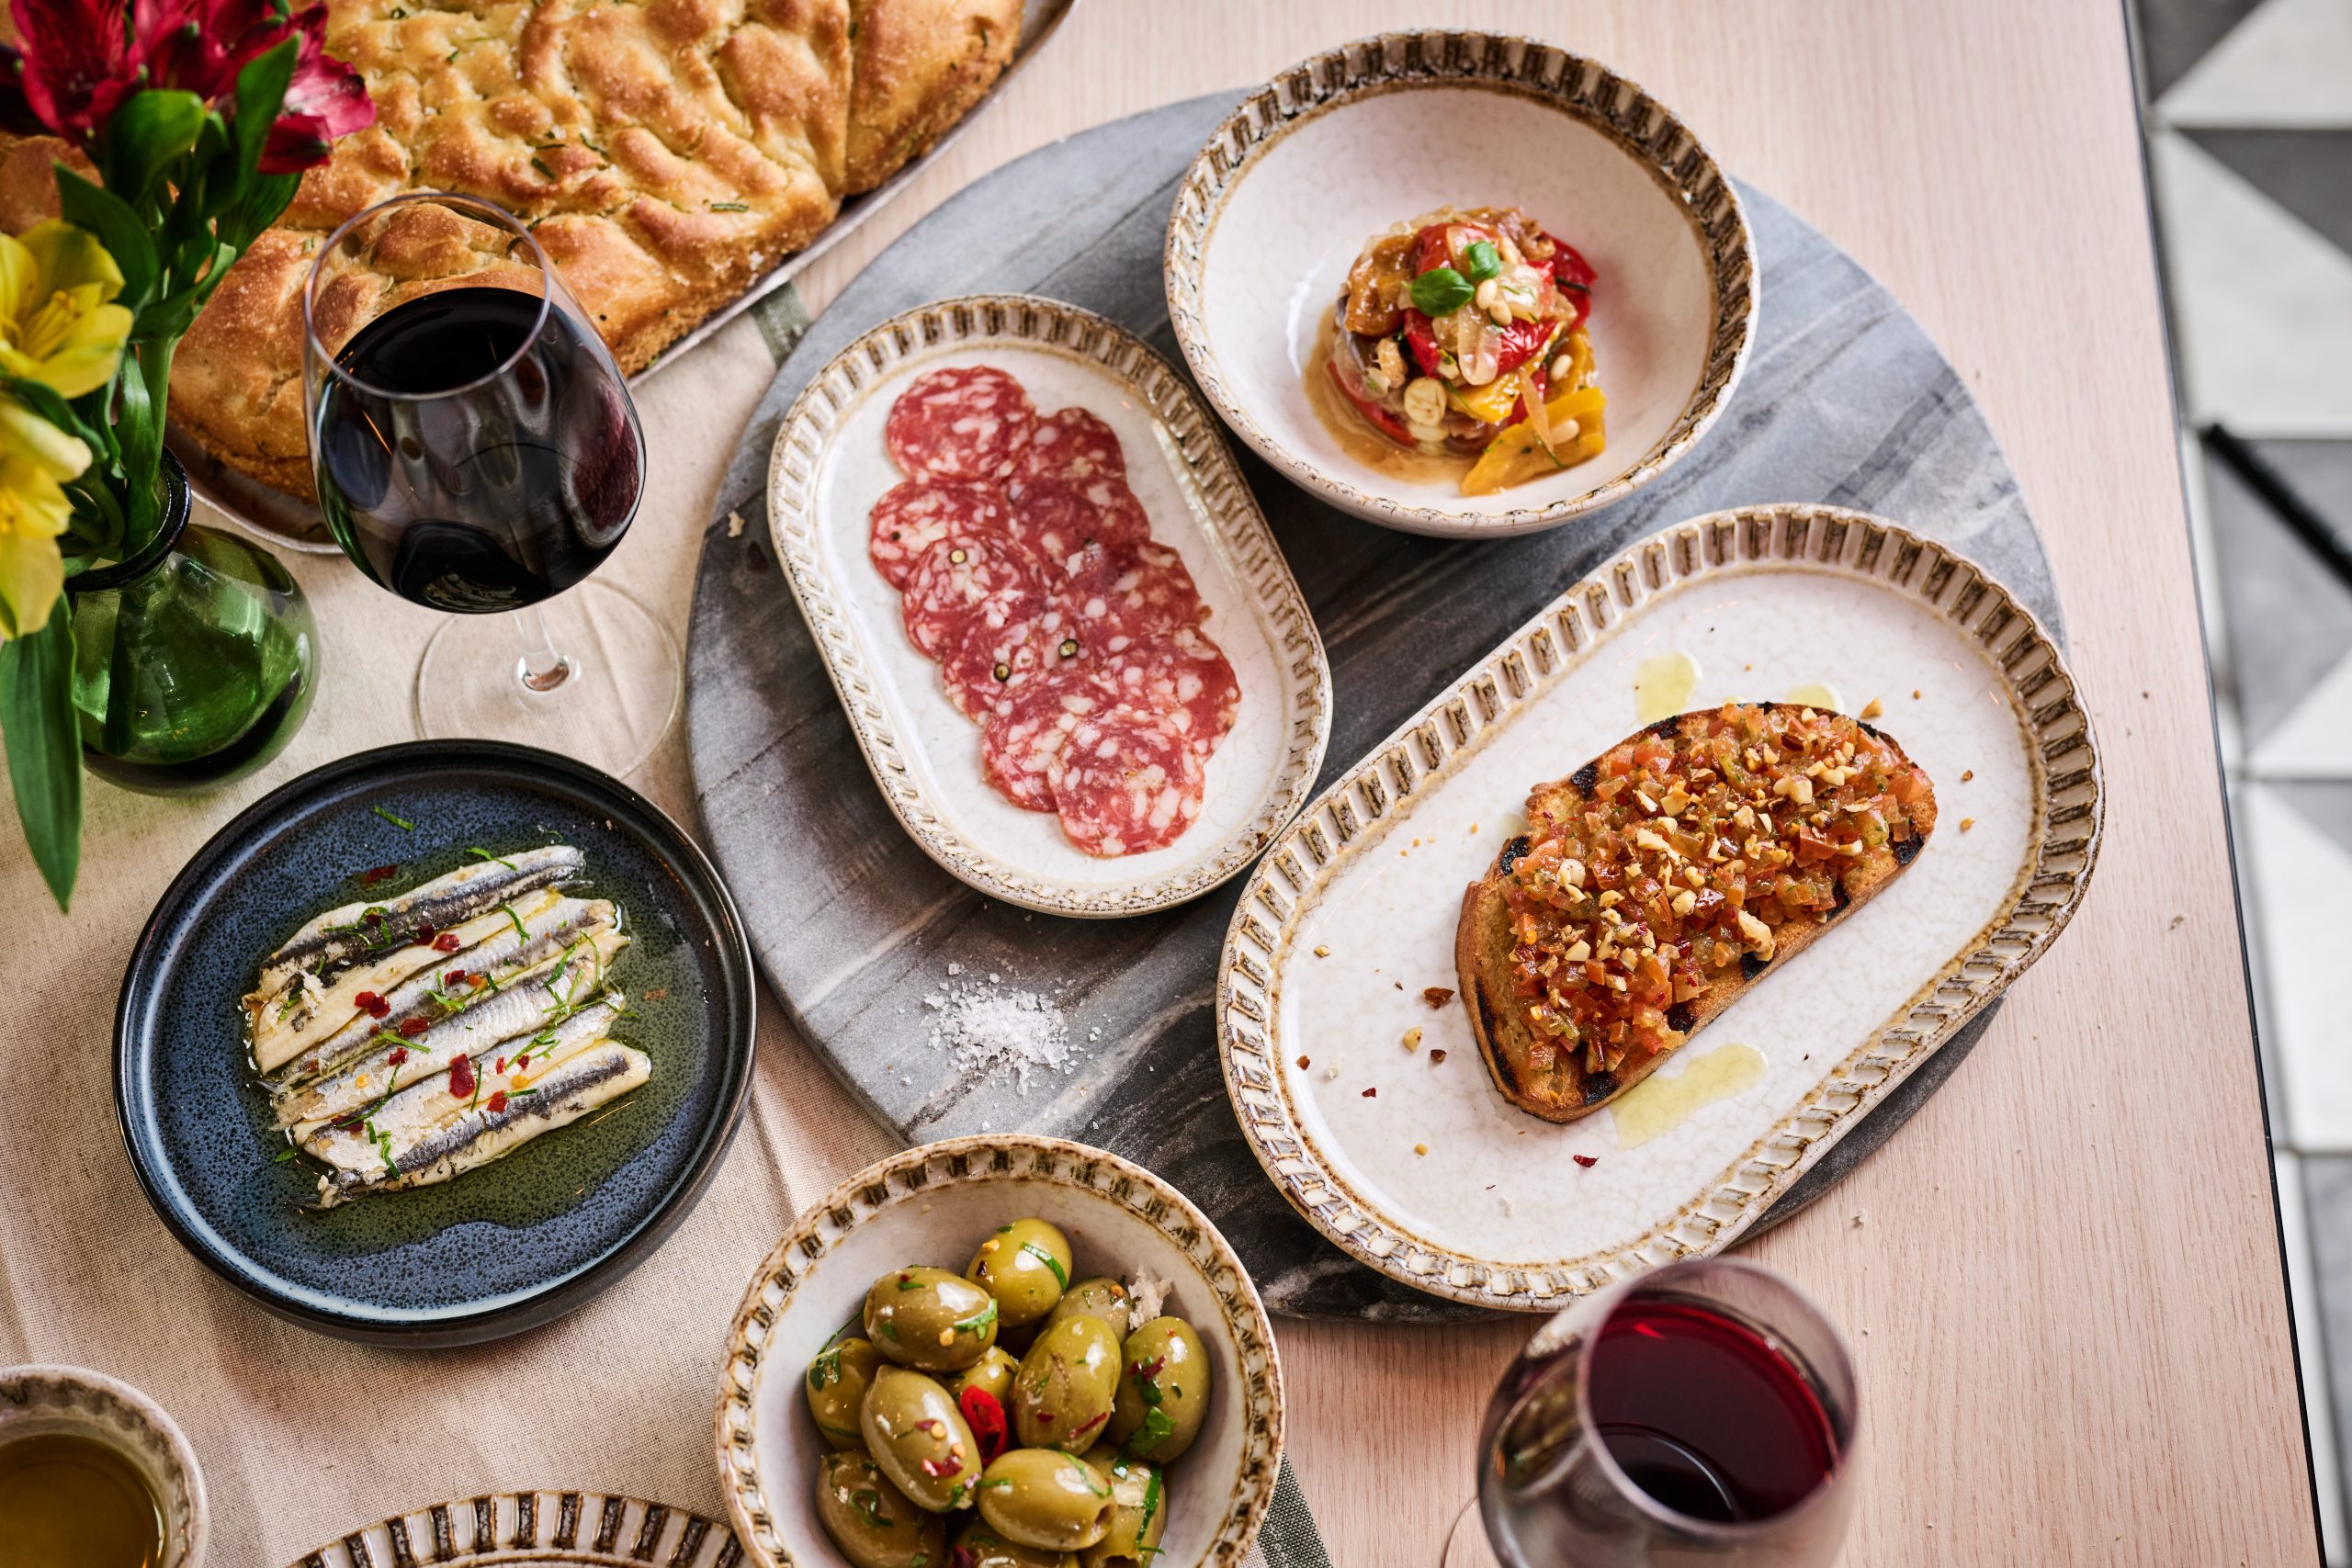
[922, 964, 1074, 1095]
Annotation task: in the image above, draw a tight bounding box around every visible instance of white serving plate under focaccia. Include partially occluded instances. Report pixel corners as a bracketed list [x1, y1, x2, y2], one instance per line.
[1217, 505, 2103, 1309]
[765, 295, 1332, 917]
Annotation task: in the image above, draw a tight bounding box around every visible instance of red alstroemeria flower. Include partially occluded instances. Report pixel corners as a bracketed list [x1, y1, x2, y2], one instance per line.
[6, 0, 137, 145]
[135, 0, 373, 173]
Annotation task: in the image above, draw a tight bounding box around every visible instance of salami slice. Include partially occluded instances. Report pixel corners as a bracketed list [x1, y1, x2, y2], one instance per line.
[1057, 537, 1209, 652]
[979, 670, 1121, 810]
[1007, 475, 1148, 567]
[1049, 707, 1206, 858]
[886, 366, 1036, 483]
[1010, 408, 1126, 498]
[939, 599, 1092, 722]
[1102, 627, 1241, 757]
[900, 534, 1047, 658]
[868, 480, 1010, 589]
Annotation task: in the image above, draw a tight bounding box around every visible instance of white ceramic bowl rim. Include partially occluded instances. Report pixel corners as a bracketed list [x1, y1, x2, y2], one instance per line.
[713, 1134, 1285, 1568]
[1164, 28, 1758, 536]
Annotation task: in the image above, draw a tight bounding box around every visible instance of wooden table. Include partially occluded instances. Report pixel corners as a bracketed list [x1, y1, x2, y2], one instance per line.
[0, 3, 2311, 1564]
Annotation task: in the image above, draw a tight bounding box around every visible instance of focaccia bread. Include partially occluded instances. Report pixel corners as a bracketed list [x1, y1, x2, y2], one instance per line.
[0, 0, 1020, 497]
[1456, 702, 1937, 1123]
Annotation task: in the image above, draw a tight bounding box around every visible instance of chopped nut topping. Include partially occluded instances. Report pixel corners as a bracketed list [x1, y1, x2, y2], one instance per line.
[1314, 944, 1330, 957]
[1497, 705, 1931, 1077]
[1402, 1028, 1423, 1052]
[1414, 1142, 1429, 1156]
[1860, 696, 1883, 719]
[1960, 817, 1975, 831]
[1423, 986, 1456, 1007]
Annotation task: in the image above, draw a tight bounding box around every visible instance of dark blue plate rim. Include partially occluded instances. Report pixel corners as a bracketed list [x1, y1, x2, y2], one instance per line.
[112, 739, 758, 1347]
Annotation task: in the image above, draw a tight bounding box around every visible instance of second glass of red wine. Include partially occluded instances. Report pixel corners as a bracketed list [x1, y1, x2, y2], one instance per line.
[301, 191, 677, 774]
[1442, 1258, 1860, 1567]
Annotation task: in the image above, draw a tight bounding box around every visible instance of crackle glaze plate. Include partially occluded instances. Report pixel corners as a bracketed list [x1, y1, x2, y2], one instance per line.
[716, 1135, 1283, 1568]
[1165, 30, 1756, 537]
[1216, 506, 2103, 1309]
[765, 294, 1331, 917]
[284, 1490, 741, 1567]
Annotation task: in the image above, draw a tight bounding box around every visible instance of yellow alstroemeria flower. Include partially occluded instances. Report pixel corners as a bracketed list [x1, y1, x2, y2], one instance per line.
[0, 394, 93, 640]
[0, 220, 133, 399]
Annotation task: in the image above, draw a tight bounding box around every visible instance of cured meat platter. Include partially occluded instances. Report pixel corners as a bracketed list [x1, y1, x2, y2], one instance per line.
[685, 91, 2074, 1318]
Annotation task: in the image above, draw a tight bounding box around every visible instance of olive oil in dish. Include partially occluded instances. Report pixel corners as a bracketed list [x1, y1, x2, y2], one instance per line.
[0, 1431, 167, 1568]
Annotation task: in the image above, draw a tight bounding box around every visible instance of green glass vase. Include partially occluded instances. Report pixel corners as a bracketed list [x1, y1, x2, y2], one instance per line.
[66, 455, 319, 794]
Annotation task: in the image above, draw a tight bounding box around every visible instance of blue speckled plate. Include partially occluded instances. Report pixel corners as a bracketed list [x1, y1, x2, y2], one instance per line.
[115, 741, 757, 1346]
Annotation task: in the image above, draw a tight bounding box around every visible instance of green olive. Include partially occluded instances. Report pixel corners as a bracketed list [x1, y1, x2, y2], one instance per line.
[967, 1217, 1074, 1327]
[1012, 1314, 1122, 1452]
[1080, 1448, 1170, 1568]
[1107, 1316, 1210, 1463]
[813, 1450, 947, 1568]
[805, 1333, 883, 1450]
[865, 1264, 1001, 1371]
[1038, 1276, 1131, 1336]
[859, 1366, 983, 1512]
[976, 1448, 1116, 1552]
[952, 1518, 1080, 1568]
[952, 1345, 1022, 1407]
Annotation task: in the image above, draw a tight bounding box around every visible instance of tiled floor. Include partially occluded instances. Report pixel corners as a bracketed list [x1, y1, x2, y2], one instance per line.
[2137, 0, 2352, 1558]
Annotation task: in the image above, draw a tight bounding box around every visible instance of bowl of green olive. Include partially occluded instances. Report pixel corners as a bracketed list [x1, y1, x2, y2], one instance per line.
[716, 1134, 1283, 1568]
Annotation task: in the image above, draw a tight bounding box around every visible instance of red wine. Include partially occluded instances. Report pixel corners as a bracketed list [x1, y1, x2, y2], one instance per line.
[1588, 1299, 1838, 1523]
[312, 287, 642, 613]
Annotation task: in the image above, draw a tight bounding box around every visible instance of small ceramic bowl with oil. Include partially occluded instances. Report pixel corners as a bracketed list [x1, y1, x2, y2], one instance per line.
[1164, 30, 1756, 538]
[0, 1364, 207, 1567]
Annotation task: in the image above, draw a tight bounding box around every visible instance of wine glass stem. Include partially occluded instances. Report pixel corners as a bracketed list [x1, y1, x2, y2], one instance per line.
[514, 604, 574, 694]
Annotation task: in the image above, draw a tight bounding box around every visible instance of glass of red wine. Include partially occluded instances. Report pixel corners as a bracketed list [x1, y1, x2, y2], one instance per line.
[1443, 1258, 1860, 1568]
[301, 191, 677, 775]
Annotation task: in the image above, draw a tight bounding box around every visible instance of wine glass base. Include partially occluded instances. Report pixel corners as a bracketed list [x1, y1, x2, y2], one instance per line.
[1442, 1499, 1505, 1568]
[413, 580, 681, 778]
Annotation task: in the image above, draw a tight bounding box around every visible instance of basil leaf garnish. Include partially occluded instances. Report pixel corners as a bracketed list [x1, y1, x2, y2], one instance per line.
[1461, 240, 1501, 282]
[1409, 266, 1475, 317]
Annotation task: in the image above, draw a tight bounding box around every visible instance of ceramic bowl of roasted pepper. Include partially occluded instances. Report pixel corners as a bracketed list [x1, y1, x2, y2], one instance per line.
[715, 1135, 1283, 1568]
[1165, 30, 1757, 537]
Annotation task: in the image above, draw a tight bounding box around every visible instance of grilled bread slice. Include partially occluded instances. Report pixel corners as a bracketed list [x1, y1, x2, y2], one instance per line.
[1456, 702, 1937, 1123]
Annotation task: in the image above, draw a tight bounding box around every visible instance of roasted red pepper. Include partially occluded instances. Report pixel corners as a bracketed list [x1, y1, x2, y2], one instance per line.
[1324, 357, 1414, 446]
[1548, 233, 1596, 328]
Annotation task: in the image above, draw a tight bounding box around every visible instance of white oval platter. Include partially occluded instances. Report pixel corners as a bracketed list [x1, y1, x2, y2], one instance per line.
[1216, 504, 2103, 1308]
[764, 294, 1331, 918]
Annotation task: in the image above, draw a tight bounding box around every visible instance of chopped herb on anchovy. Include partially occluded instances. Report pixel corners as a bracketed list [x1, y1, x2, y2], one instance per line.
[468, 847, 519, 871]
[273, 1146, 302, 1163]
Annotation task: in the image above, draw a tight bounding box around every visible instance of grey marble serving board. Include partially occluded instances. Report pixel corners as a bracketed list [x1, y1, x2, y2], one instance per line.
[684, 93, 2060, 1321]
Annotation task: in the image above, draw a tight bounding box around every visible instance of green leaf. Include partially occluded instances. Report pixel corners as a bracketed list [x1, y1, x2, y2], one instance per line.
[52, 169, 159, 310]
[1409, 265, 1475, 317]
[230, 39, 300, 182]
[99, 91, 206, 209]
[1461, 240, 1502, 283]
[0, 614, 83, 909]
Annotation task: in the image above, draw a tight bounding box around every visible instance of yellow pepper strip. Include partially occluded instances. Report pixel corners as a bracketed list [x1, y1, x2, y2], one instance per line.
[1446, 374, 1521, 426]
[1461, 385, 1608, 495]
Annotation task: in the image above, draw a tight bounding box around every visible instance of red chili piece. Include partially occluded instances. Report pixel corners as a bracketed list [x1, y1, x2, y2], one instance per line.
[486, 1090, 509, 1115]
[387, 1047, 409, 1066]
[514, 1054, 531, 1072]
[445, 969, 467, 987]
[919, 1456, 963, 1478]
[398, 1017, 428, 1038]
[361, 863, 399, 886]
[947, 1388, 1007, 1457]
[447, 1055, 475, 1098]
[413, 924, 435, 944]
[1361, 1087, 1377, 1099]
[1572, 1154, 1600, 1168]
[432, 931, 461, 953]
[355, 992, 390, 1019]
[362, 909, 383, 926]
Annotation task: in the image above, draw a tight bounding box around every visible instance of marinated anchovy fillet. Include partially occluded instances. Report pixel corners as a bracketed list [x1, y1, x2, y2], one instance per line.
[260, 896, 619, 1093]
[251, 844, 583, 998]
[247, 887, 566, 1073]
[269, 927, 627, 1128]
[306, 1040, 651, 1209]
[295, 992, 624, 1146]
